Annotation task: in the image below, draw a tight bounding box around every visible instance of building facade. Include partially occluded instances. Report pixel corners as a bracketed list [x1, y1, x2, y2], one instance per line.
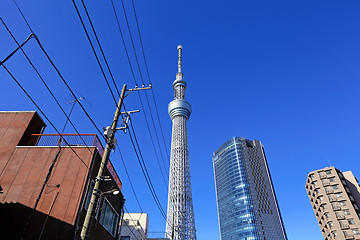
[165, 45, 196, 240]
[213, 137, 287, 240]
[120, 213, 149, 240]
[0, 111, 124, 239]
[306, 167, 360, 239]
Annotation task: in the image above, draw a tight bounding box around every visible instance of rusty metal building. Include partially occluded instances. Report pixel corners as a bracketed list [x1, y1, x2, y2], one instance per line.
[0, 111, 125, 240]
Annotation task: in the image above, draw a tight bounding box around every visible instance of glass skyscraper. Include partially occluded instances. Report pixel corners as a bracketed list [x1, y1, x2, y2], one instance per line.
[213, 137, 287, 240]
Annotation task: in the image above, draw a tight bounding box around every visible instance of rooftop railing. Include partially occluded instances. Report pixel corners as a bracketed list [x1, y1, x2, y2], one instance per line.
[27, 134, 121, 190]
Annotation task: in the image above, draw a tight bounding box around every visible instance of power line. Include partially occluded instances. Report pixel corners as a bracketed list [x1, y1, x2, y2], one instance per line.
[122, 207, 141, 240]
[116, 143, 143, 213]
[110, 0, 169, 184]
[70, 0, 118, 105]
[127, 117, 178, 231]
[73, 0, 169, 190]
[118, 0, 169, 175]
[78, 0, 122, 98]
[127, 116, 167, 220]
[1, 64, 90, 168]
[129, 0, 170, 159]
[12, 0, 107, 142]
[13, 0, 34, 33]
[0, 17, 95, 155]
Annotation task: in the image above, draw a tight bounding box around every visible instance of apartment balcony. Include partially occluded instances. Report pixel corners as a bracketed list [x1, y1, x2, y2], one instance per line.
[341, 223, 350, 230]
[320, 173, 327, 179]
[329, 196, 337, 202]
[326, 188, 334, 194]
[333, 207, 341, 211]
[345, 235, 355, 239]
[322, 180, 330, 186]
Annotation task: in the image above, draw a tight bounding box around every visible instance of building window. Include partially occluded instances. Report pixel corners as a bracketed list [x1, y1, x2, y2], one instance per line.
[332, 231, 337, 237]
[329, 177, 335, 182]
[353, 229, 359, 235]
[332, 185, 339, 190]
[339, 201, 346, 206]
[314, 181, 318, 186]
[310, 174, 315, 180]
[99, 198, 119, 236]
[325, 213, 330, 218]
[315, 189, 320, 193]
[348, 219, 355, 225]
[326, 170, 332, 175]
[328, 221, 334, 228]
[84, 181, 95, 210]
[120, 237, 130, 240]
[344, 210, 350, 215]
[336, 193, 342, 198]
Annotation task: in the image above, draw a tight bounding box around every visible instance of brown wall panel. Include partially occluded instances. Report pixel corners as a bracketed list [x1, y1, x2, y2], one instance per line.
[46, 147, 92, 225]
[0, 147, 54, 205]
[18, 148, 55, 206]
[0, 112, 32, 154]
[63, 148, 95, 224]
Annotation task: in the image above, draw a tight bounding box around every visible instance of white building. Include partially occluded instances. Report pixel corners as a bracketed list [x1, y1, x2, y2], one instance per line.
[120, 213, 148, 240]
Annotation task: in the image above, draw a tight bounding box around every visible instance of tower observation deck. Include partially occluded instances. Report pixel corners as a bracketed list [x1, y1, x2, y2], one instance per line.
[165, 45, 196, 240]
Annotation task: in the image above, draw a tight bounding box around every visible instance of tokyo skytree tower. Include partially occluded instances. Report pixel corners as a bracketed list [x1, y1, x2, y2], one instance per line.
[165, 45, 196, 240]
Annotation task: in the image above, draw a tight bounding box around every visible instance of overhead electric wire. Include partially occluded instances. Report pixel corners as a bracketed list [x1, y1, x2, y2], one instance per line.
[1, 64, 90, 168]
[122, 207, 141, 240]
[127, 116, 167, 220]
[129, 0, 170, 158]
[73, 0, 169, 189]
[14, 0, 171, 230]
[70, 0, 118, 105]
[127, 116, 178, 231]
[71, 0, 170, 222]
[110, 0, 169, 187]
[0, 17, 95, 155]
[118, 0, 169, 175]
[12, 0, 107, 143]
[13, 0, 34, 33]
[78, 0, 122, 98]
[126, 117, 181, 237]
[116, 143, 143, 213]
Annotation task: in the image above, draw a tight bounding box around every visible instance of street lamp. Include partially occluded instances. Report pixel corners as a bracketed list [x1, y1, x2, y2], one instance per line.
[100, 189, 120, 197]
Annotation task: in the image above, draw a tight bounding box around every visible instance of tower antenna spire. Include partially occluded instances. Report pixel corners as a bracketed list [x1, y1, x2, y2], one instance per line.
[166, 45, 196, 240]
[177, 45, 182, 73]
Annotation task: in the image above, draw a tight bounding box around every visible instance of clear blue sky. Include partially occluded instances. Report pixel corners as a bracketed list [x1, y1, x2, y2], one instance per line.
[1, 1, 360, 239]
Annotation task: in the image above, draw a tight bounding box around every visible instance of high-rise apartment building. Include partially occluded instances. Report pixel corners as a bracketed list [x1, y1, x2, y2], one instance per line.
[306, 167, 360, 239]
[165, 46, 196, 240]
[213, 137, 287, 240]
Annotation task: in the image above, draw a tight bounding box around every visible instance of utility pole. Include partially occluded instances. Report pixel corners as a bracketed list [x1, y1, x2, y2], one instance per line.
[80, 84, 151, 240]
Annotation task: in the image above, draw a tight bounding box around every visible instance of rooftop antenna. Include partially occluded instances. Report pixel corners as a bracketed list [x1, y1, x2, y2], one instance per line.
[61, 96, 85, 134]
[327, 158, 332, 167]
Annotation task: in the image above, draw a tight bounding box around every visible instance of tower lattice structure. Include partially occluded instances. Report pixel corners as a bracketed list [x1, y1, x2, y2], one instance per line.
[165, 45, 196, 240]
